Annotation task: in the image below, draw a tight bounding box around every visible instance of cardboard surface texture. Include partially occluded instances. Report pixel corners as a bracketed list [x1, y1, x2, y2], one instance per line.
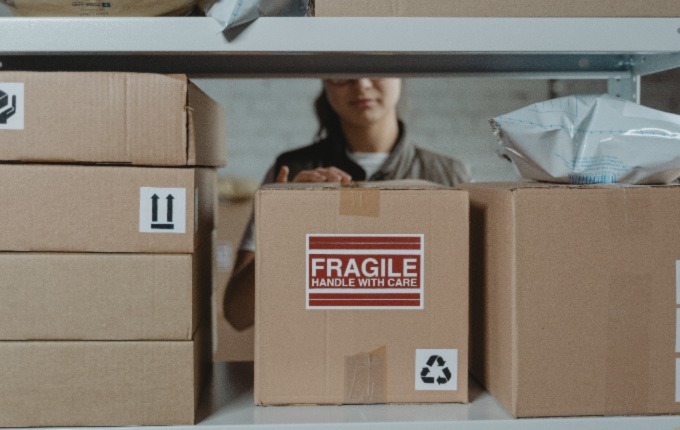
[255, 181, 469, 405]
[0, 164, 215, 253]
[0, 332, 209, 427]
[0, 72, 225, 166]
[466, 182, 680, 417]
[213, 196, 255, 362]
[0, 253, 192, 340]
[315, 0, 680, 17]
[1, 0, 198, 16]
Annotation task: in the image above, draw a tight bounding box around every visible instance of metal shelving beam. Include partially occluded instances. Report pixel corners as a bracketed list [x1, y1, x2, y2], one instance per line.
[0, 17, 679, 77]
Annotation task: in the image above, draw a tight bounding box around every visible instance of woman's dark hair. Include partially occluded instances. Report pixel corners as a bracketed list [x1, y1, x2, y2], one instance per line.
[313, 88, 342, 141]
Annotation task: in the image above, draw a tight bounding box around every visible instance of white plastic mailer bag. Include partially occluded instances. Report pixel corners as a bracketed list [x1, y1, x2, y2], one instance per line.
[204, 0, 308, 30]
[491, 94, 680, 184]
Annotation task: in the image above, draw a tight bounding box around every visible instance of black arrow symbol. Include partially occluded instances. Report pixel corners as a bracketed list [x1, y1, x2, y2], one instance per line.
[437, 376, 448, 385]
[420, 367, 435, 383]
[166, 194, 174, 222]
[151, 194, 159, 222]
[442, 367, 452, 382]
[426, 355, 438, 367]
[436, 356, 446, 367]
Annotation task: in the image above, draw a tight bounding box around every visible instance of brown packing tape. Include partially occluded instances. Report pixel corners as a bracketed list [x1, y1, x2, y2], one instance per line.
[344, 346, 387, 404]
[339, 186, 381, 217]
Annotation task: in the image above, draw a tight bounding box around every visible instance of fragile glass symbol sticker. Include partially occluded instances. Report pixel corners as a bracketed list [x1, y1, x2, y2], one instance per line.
[0, 83, 24, 130]
[139, 187, 187, 233]
[415, 349, 457, 391]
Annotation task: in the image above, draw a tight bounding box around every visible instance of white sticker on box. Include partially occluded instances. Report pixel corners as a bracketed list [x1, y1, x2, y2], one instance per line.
[676, 309, 680, 354]
[216, 242, 233, 273]
[676, 261, 680, 305]
[415, 349, 457, 391]
[0, 83, 24, 130]
[676, 358, 680, 402]
[194, 187, 199, 233]
[139, 187, 186, 234]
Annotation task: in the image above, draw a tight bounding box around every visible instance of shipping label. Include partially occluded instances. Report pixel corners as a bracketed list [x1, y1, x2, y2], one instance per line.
[306, 234, 424, 310]
[0, 83, 24, 130]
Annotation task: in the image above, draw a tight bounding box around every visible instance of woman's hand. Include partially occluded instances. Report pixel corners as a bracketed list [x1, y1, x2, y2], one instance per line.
[276, 165, 352, 183]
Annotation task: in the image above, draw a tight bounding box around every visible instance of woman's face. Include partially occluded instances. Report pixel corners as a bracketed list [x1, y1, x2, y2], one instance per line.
[323, 78, 402, 129]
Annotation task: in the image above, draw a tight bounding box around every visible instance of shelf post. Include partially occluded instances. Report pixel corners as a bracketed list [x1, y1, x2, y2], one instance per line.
[607, 76, 640, 102]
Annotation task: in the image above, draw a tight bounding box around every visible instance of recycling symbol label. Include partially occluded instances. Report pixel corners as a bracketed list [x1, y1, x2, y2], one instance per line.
[415, 349, 457, 391]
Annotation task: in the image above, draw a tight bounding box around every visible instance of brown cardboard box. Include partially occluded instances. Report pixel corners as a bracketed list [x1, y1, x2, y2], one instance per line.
[0, 253, 196, 340]
[315, 0, 680, 17]
[466, 182, 680, 417]
[255, 181, 469, 405]
[0, 217, 213, 340]
[0, 164, 215, 253]
[213, 195, 255, 361]
[0, 330, 209, 426]
[1, 0, 198, 16]
[0, 72, 225, 166]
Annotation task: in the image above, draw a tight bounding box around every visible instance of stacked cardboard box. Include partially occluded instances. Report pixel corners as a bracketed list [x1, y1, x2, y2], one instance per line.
[314, 0, 680, 17]
[0, 72, 225, 426]
[1, 0, 198, 16]
[254, 181, 469, 405]
[213, 177, 258, 362]
[465, 182, 680, 418]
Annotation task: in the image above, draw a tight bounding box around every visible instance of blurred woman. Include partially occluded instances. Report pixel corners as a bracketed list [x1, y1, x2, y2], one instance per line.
[224, 78, 470, 329]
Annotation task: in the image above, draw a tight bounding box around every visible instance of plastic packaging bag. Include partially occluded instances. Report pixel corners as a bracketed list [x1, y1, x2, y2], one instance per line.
[491, 94, 680, 184]
[203, 0, 308, 30]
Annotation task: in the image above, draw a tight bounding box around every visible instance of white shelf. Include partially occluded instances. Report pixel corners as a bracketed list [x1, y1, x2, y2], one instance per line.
[132, 362, 680, 430]
[0, 17, 679, 77]
[5, 16, 680, 428]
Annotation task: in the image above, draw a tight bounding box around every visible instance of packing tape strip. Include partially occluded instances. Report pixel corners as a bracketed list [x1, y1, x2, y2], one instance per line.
[339, 186, 381, 217]
[344, 346, 387, 404]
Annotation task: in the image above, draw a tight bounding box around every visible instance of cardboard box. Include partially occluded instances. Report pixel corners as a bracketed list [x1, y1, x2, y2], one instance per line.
[0, 217, 212, 340]
[314, 0, 680, 17]
[0, 164, 215, 253]
[255, 181, 469, 405]
[0, 72, 225, 166]
[1, 0, 198, 16]
[466, 182, 680, 417]
[0, 253, 194, 340]
[0, 331, 209, 426]
[213, 196, 255, 361]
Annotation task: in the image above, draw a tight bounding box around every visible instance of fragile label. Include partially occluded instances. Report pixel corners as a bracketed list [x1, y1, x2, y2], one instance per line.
[415, 349, 458, 391]
[139, 187, 187, 234]
[0, 83, 24, 130]
[306, 234, 424, 309]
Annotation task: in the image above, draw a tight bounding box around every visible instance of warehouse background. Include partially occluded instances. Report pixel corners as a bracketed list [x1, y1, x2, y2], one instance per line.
[2, 5, 678, 183]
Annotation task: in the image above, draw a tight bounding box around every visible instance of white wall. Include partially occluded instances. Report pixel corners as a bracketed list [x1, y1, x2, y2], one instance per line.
[193, 77, 607, 182]
[5, 4, 680, 184]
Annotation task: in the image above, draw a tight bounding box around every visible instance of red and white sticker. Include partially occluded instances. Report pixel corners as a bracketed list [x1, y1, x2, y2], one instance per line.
[306, 234, 424, 310]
